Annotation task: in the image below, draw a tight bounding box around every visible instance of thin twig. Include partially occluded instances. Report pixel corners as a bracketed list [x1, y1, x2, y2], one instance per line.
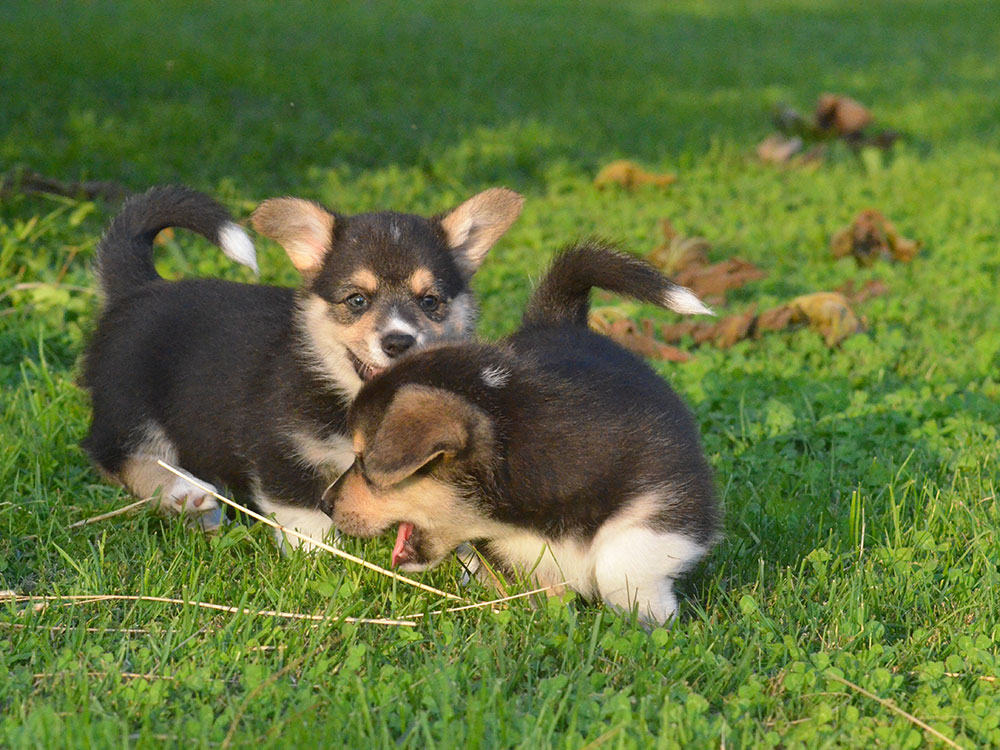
[826, 672, 964, 749]
[410, 581, 576, 618]
[68, 497, 150, 529]
[156, 460, 464, 602]
[1, 622, 150, 635]
[0, 592, 415, 627]
[906, 670, 997, 683]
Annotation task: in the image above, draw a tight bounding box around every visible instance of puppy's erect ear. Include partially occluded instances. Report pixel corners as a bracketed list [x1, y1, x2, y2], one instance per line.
[363, 385, 491, 489]
[251, 198, 336, 277]
[438, 188, 523, 276]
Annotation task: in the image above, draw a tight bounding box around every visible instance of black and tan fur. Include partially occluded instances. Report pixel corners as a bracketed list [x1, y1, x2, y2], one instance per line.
[81, 185, 522, 547]
[323, 242, 720, 625]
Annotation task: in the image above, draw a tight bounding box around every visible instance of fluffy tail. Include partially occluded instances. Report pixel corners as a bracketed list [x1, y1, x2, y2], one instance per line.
[523, 241, 713, 327]
[94, 185, 257, 302]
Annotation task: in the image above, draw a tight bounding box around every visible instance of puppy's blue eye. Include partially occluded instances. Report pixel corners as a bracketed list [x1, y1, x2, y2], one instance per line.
[419, 294, 441, 312]
[346, 293, 369, 311]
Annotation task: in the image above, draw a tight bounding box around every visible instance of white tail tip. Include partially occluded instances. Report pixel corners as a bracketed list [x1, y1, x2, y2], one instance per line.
[665, 286, 714, 316]
[219, 222, 259, 275]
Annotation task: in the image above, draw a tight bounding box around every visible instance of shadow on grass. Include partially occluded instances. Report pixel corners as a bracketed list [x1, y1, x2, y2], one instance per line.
[1, 0, 998, 191]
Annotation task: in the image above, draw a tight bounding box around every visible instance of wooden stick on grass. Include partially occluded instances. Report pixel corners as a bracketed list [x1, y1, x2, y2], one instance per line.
[156, 460, 464, 602]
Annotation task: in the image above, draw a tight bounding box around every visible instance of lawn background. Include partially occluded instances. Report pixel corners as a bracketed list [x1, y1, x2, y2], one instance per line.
[2, 1, 999, 747]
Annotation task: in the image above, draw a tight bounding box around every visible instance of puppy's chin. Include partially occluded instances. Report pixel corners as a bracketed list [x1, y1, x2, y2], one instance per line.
[392, 523, 451, 571]
[345, 349, 388, 382]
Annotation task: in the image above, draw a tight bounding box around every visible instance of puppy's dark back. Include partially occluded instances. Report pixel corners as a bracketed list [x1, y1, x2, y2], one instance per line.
[354, 325, 718, 543]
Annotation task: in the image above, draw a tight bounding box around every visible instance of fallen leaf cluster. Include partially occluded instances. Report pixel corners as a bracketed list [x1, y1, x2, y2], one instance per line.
[830, 209, 920, 266]
[759, 93, 898, 165]
[590, 246, 889, 355]
[658, 290, 870, 349]
[593, 160, 676, 190]
[589, 308, 693, 362]
[647, 220, 766, 305]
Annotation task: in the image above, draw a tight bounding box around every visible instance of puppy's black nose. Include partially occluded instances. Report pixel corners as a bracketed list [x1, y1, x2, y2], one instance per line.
[381, 332, 416, 358]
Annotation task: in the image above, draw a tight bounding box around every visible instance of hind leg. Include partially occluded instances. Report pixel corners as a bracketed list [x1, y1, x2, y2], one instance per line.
[593, 526, 706, 626]
[100, 423, 224, 531]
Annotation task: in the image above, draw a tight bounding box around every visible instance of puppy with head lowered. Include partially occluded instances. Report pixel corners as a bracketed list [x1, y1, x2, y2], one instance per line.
[81, 185, 522, 547]
[324, 243, 720, 625]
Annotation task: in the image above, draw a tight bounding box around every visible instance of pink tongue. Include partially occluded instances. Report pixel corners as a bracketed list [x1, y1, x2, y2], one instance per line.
[391, 522, 415, 567]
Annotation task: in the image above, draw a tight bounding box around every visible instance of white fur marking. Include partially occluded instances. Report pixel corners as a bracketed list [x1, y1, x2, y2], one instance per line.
[219, 222, 259, 274]
[390, 219, 402, 242]
[480, 365, 510, 388]
[593, 529, 703, 624]
[664, 286, 714, 316]
[255, 495, 336, 554]
[485, 492, 707, 625]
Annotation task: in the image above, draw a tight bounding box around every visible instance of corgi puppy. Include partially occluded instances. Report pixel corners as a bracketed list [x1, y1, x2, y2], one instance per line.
[323, 243, 720, 624]
[81, 185, 522, 547]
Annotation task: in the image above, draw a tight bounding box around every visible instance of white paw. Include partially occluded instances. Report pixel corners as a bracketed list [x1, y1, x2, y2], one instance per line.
[164, 472, 221, 518]
[255, 497, 335, 555]
[455, 543, 481, 586]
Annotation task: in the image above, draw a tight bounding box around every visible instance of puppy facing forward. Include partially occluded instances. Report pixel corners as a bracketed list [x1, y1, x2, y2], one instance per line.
[324, 243, 721, 624]
[81, 185, 522, 547]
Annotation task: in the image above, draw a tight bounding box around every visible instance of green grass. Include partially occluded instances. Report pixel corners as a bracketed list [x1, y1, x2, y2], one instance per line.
[2, 0, 999, 747]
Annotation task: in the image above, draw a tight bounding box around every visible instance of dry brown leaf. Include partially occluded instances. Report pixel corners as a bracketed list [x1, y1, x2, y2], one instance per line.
[789, 292, 865, 347]
[755, 305, 796, 334]
[589, 309, 693, 362]
[648, 219, 711, 274]
[831, 209, 920, 266]
[757, 134, 804, 164]
[712, 308, 757, 348]
[661, 289, 873, 350]
[889, 236, 919, 262]
[836, 279, 889, 305]
[815, 94, 873, 136]
[674, 257, 767, 304]
[594, 160, 676, 190]
[660, 321, 703, 343]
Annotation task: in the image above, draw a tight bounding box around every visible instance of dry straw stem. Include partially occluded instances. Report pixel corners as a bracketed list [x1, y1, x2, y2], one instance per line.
[68, 497, 150, 529]
[826, 672, 965, 749]
[0, 592, 416, 628]
[410, 581, 577, 619]
[2, 622, 150, 635]
[156, 460, 463, 603]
